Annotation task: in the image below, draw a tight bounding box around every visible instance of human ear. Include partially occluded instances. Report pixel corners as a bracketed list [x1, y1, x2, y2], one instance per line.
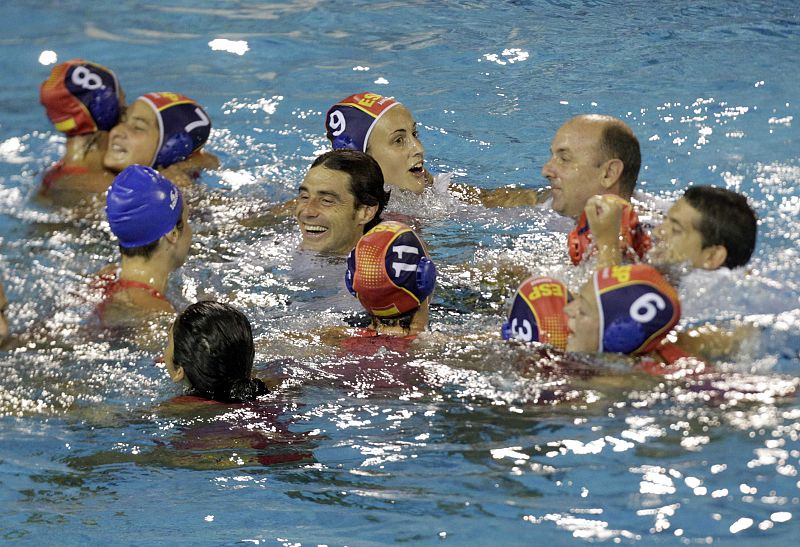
[356, 204, 379, 227]
[601, 158, 624, 189]
[171, 365, 185, 383]
[163, 226, 180, 244]
[702, 245, 728, 270]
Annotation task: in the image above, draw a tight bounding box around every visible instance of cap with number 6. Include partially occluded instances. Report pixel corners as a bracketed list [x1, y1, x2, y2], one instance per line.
[138, 92, 212, 168]
[502, 276, 571, 349]
[594, 264, 680, 354]
[345, 221, 436, 318]
[40, 59, 122, 136]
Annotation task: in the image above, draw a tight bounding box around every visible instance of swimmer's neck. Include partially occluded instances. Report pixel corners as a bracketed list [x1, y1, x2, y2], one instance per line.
[370, 300, 429, 337]
[63, 133, 104, 166]
[118, 256, 174, 294]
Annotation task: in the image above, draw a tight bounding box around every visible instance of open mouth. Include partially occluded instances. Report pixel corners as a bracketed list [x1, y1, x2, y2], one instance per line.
[109, 141, 127, 155]
[303, 224, 327, 235]
[409, 163, 425, 177]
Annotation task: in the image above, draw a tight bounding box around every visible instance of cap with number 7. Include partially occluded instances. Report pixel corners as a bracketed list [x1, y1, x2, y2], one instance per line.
[138, 92, 212, 169]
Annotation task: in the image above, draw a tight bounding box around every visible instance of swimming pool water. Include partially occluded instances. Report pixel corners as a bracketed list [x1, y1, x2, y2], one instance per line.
[1, 1, 800, 544]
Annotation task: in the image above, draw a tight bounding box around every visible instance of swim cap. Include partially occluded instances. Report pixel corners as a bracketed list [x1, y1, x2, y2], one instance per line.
[568, 195, 652, 265]
[40, 59, 121, 136]
[593, 264, 680, 355]
[345, 221, 436, 318]
[138, 92, 212, 168]
[106, 165, 184, 248]
[325, 92, 400, 152]
[501, 276, 571, 349]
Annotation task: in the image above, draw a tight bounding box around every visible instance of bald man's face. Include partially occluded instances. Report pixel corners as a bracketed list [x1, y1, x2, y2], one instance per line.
[541, 119, 610, 219]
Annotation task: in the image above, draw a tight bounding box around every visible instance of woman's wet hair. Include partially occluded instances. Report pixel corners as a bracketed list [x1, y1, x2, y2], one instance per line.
[172, 300, 267, 403]
[311, 149, 391, 232]
[684, 186, 758, 269]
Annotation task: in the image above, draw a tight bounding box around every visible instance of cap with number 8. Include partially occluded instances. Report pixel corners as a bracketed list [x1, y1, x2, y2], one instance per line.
[40, 59, 122, 137]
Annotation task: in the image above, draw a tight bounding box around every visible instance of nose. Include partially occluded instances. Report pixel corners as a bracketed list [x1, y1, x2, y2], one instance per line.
[410, 135, 424, 157]
[563, 299, 577, 319]
[542, 156, 555, 179]
[298, 197, 320, 219]
[109, 122, 126, 140]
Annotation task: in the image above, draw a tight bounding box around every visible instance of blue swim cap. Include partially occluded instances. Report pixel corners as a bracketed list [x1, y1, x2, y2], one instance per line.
[106, 165, 184, 248]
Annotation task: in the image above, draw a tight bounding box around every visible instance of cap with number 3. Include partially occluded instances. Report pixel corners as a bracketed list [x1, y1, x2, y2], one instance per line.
[40, 59, 122, 136]
[138, 92, 212, 168]
[502, 276, 571, 349]
[345, 221, 436, 318]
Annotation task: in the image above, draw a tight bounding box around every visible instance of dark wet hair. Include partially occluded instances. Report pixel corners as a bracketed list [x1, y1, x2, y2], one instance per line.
[171, 301, 268, 403]
[120, 205, 185, 259]
[683, 186, 758, 268]
[311, 149, 390, 232]
[371, 308, 415, 332]
[598, 119, 640, 199]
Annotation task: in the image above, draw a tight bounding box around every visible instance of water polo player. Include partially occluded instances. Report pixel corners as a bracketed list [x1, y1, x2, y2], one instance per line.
[325, 92, 433, 194]
[39, 59, 124, 202]
[97, 165, 191, 327]
[345, 221, 436, 337]
[505, 264, 689, 366]
[104, 92, 218, 186]
[163, 301, 268, 403]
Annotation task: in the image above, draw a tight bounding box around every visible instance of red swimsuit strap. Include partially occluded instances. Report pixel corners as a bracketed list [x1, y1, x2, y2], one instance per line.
[104, 278, 167, 301]
[41, 161, 92, 194]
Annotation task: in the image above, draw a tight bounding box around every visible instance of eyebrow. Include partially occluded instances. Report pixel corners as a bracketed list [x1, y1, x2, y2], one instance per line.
[666, 213, 686, 230]
[298, 186, 342, 200]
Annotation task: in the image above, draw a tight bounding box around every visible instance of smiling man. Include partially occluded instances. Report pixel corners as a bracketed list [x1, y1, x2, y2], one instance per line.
[296, 149, 391, 256]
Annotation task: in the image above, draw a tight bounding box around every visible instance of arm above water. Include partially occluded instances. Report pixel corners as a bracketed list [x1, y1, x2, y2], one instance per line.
[448, 183, 550, 208]
[584, 195, 625, 269]
[675, 321, 757, 361]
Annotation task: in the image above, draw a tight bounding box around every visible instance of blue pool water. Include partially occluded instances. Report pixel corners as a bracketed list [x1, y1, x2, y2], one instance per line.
[2, 1, 800, 544]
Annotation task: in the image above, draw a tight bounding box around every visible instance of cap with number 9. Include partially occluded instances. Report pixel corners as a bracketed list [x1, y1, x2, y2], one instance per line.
[325, 92, 400, 152]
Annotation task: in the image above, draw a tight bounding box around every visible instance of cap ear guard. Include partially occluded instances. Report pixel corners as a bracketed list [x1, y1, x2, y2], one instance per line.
[155, 131, 194, 168]
[345, 249, 357, 296]
[416, 256, 436, 300]
[88, 85, 120, 131]
[332, 133, 359, 151]
[603, 317, 645, 354]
